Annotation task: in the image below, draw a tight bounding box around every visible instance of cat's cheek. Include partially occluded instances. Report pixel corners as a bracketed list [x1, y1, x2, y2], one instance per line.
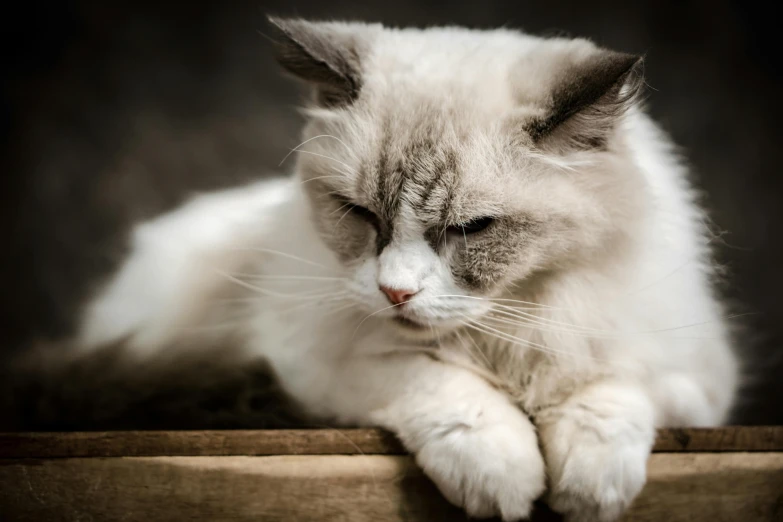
[314, 215, 375, 264]
[349, 257, 388, 309]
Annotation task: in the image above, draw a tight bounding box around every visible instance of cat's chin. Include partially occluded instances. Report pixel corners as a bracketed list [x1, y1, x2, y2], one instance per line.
[388, 315, 460, 343]
[391, 314, 430, 329]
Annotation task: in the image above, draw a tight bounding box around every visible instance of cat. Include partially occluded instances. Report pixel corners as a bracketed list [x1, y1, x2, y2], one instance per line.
[74, 17, 738, 522]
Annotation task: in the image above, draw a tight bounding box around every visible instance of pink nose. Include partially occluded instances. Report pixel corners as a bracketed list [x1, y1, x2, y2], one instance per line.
[380, 286, 418, 305]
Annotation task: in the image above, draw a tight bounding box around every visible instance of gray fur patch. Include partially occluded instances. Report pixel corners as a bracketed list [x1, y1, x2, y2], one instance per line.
[451, 216, 541, 291]
[527, 52, 644, 148]
[268, 17, 366, 107]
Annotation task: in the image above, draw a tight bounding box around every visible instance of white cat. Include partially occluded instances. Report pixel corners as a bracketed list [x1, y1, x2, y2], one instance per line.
[78, 18, 738, 521]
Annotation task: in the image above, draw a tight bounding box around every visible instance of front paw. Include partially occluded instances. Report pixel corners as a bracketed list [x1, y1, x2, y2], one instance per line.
[543, 431, 650, 522]
[415, 421, 546, 521]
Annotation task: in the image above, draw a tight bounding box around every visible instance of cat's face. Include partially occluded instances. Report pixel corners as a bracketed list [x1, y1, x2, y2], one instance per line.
[270, 18, 644, 339]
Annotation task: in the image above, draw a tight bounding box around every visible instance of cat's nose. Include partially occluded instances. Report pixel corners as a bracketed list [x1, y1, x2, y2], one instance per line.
[380, 285, 418, 305]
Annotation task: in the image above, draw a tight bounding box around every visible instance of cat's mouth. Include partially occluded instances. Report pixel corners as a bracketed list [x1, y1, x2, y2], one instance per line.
[392, 315, 428, 330]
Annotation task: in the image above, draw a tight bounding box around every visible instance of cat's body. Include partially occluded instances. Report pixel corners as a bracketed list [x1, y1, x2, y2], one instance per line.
[77, 19, 736, 522]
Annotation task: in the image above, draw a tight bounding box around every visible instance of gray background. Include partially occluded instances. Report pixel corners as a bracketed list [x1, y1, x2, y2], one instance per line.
[2, 1, 781, 424]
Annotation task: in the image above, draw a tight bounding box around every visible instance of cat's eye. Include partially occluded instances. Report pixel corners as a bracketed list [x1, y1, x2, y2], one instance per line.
[333, 195, 380, 228]
[447, 216, 495, 235]
[349, 204, 379, 226]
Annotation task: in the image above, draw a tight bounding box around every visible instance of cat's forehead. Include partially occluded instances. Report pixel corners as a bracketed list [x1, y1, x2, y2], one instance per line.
[349, 105, 506, 229]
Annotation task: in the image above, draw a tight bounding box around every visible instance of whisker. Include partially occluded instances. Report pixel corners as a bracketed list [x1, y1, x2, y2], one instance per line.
[462, 318, 605, 362]
[483, 311, 612, 339]
[236, 274, 348, 282]
[298, 175, 348, 186]
[482, 296, 561, 310]
[278, 134, 353, 167]
[283, 293, 354, 314]
[489, 304, 610, 334]
[227, 247, 327, 268]
[335, 204, 357, 228]
[329, 202, 354, 216]
[639, 312, 754, 334]
[351, 302, 407, 339]
[629, 259, 693, 294]
[291, 150, 357, 175]
[485, 308, 721, 340]
[491, 303, 749, 337]
[434, 294, 553, 309]
[215, 270, 347, 301]
[464, 318, 552, 353]
[454, 328, 494, 371]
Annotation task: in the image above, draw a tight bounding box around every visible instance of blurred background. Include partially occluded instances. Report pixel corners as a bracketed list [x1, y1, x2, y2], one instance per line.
[1, 1, 781, 424]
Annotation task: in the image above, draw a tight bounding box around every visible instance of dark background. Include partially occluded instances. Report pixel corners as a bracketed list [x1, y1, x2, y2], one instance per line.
[1, 1, 781, 424]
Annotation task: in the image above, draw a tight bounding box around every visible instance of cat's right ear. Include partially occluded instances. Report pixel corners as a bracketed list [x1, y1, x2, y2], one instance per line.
[267, 16, 370, 108]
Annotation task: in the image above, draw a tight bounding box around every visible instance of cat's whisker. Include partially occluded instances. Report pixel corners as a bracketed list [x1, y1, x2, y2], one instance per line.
[298, 175, 349, 186]
[489, 304, 611, 334]
[282, 294, 355, 315]
[483, 311, 614, 339]
[227, 247, 328, 268]
[628, 259, 694, 295]
[454, 328, 494, 370]
[489, 305, 750, 337]
[279, 134, 354, 167]
[328, 301, 361, 316]
[430, 333, 508, 388]
[329, 202, 355, 217]
[481, 297, 561, 310]
[461, 317, 606, 362]
[216, 270, 349, 301]
[334, 204, 357, 228]
[639, 313, 754, 334]
[236, 274, 349, 282]
[430, 294, 551, 310]
[463, 318, 553, 353]
[317, 189, 350, 200]
[291, 150, 357, 175]
[351, 302, 408, 339]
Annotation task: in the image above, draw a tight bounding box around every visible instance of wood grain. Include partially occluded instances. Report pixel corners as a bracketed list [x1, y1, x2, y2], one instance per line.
[1, 426, 781, 458]
[0, 453, 781, 522]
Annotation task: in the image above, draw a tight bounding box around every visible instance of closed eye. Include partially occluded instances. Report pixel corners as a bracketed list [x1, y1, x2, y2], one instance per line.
[350, 204, 379, 225]
[447, 216, 495, 235]
[332, 194, 380, 228]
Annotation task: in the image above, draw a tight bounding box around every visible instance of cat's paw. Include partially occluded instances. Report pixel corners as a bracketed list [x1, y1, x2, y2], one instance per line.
[415, 421, 546, 521]
[543, 431, 650, 522]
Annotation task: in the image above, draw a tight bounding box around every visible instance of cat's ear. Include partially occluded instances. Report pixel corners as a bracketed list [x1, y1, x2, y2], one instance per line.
[522, 48, 644, 150]
[267, 16, 371, 108]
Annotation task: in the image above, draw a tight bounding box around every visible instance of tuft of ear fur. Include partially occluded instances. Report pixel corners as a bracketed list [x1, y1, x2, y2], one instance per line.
[527, 51, 645, 150]
[267, 16, 370, 107]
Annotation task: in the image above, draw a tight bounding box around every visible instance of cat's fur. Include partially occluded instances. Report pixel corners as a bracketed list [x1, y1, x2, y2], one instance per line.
[76, 18, 737, 521]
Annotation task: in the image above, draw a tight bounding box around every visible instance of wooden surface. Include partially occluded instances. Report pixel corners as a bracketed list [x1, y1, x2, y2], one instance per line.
[1, 453, 781, 521]
[1, 428, 782, 521]
[1, 426, 782, 458]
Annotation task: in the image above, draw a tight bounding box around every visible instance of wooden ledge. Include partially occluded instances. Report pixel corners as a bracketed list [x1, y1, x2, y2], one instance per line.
[1, 427, 781, 521]
[0, 426, 781, 458]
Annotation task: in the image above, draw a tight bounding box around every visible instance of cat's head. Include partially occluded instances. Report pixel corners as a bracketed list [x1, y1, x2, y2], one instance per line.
[269, 17, 646, 340]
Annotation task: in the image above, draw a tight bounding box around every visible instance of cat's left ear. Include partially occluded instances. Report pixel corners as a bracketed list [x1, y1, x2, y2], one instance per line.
[267, 16, 375, 108]
[521, 48, 645, 150]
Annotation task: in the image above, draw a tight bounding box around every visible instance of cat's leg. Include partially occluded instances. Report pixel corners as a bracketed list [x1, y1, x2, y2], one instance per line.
[534, 380, 655, 522]
[298, 353, 546, 521]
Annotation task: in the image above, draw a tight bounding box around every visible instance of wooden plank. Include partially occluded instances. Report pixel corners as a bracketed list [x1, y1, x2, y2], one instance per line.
[0, 453, 780, 522]
[0, 429, 405, 459]
[1, 426, 782, 458]
[653, 426, 783, 452]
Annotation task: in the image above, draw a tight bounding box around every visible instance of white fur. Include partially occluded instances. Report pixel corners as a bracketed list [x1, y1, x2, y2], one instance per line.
[77, 23, 737, 522]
